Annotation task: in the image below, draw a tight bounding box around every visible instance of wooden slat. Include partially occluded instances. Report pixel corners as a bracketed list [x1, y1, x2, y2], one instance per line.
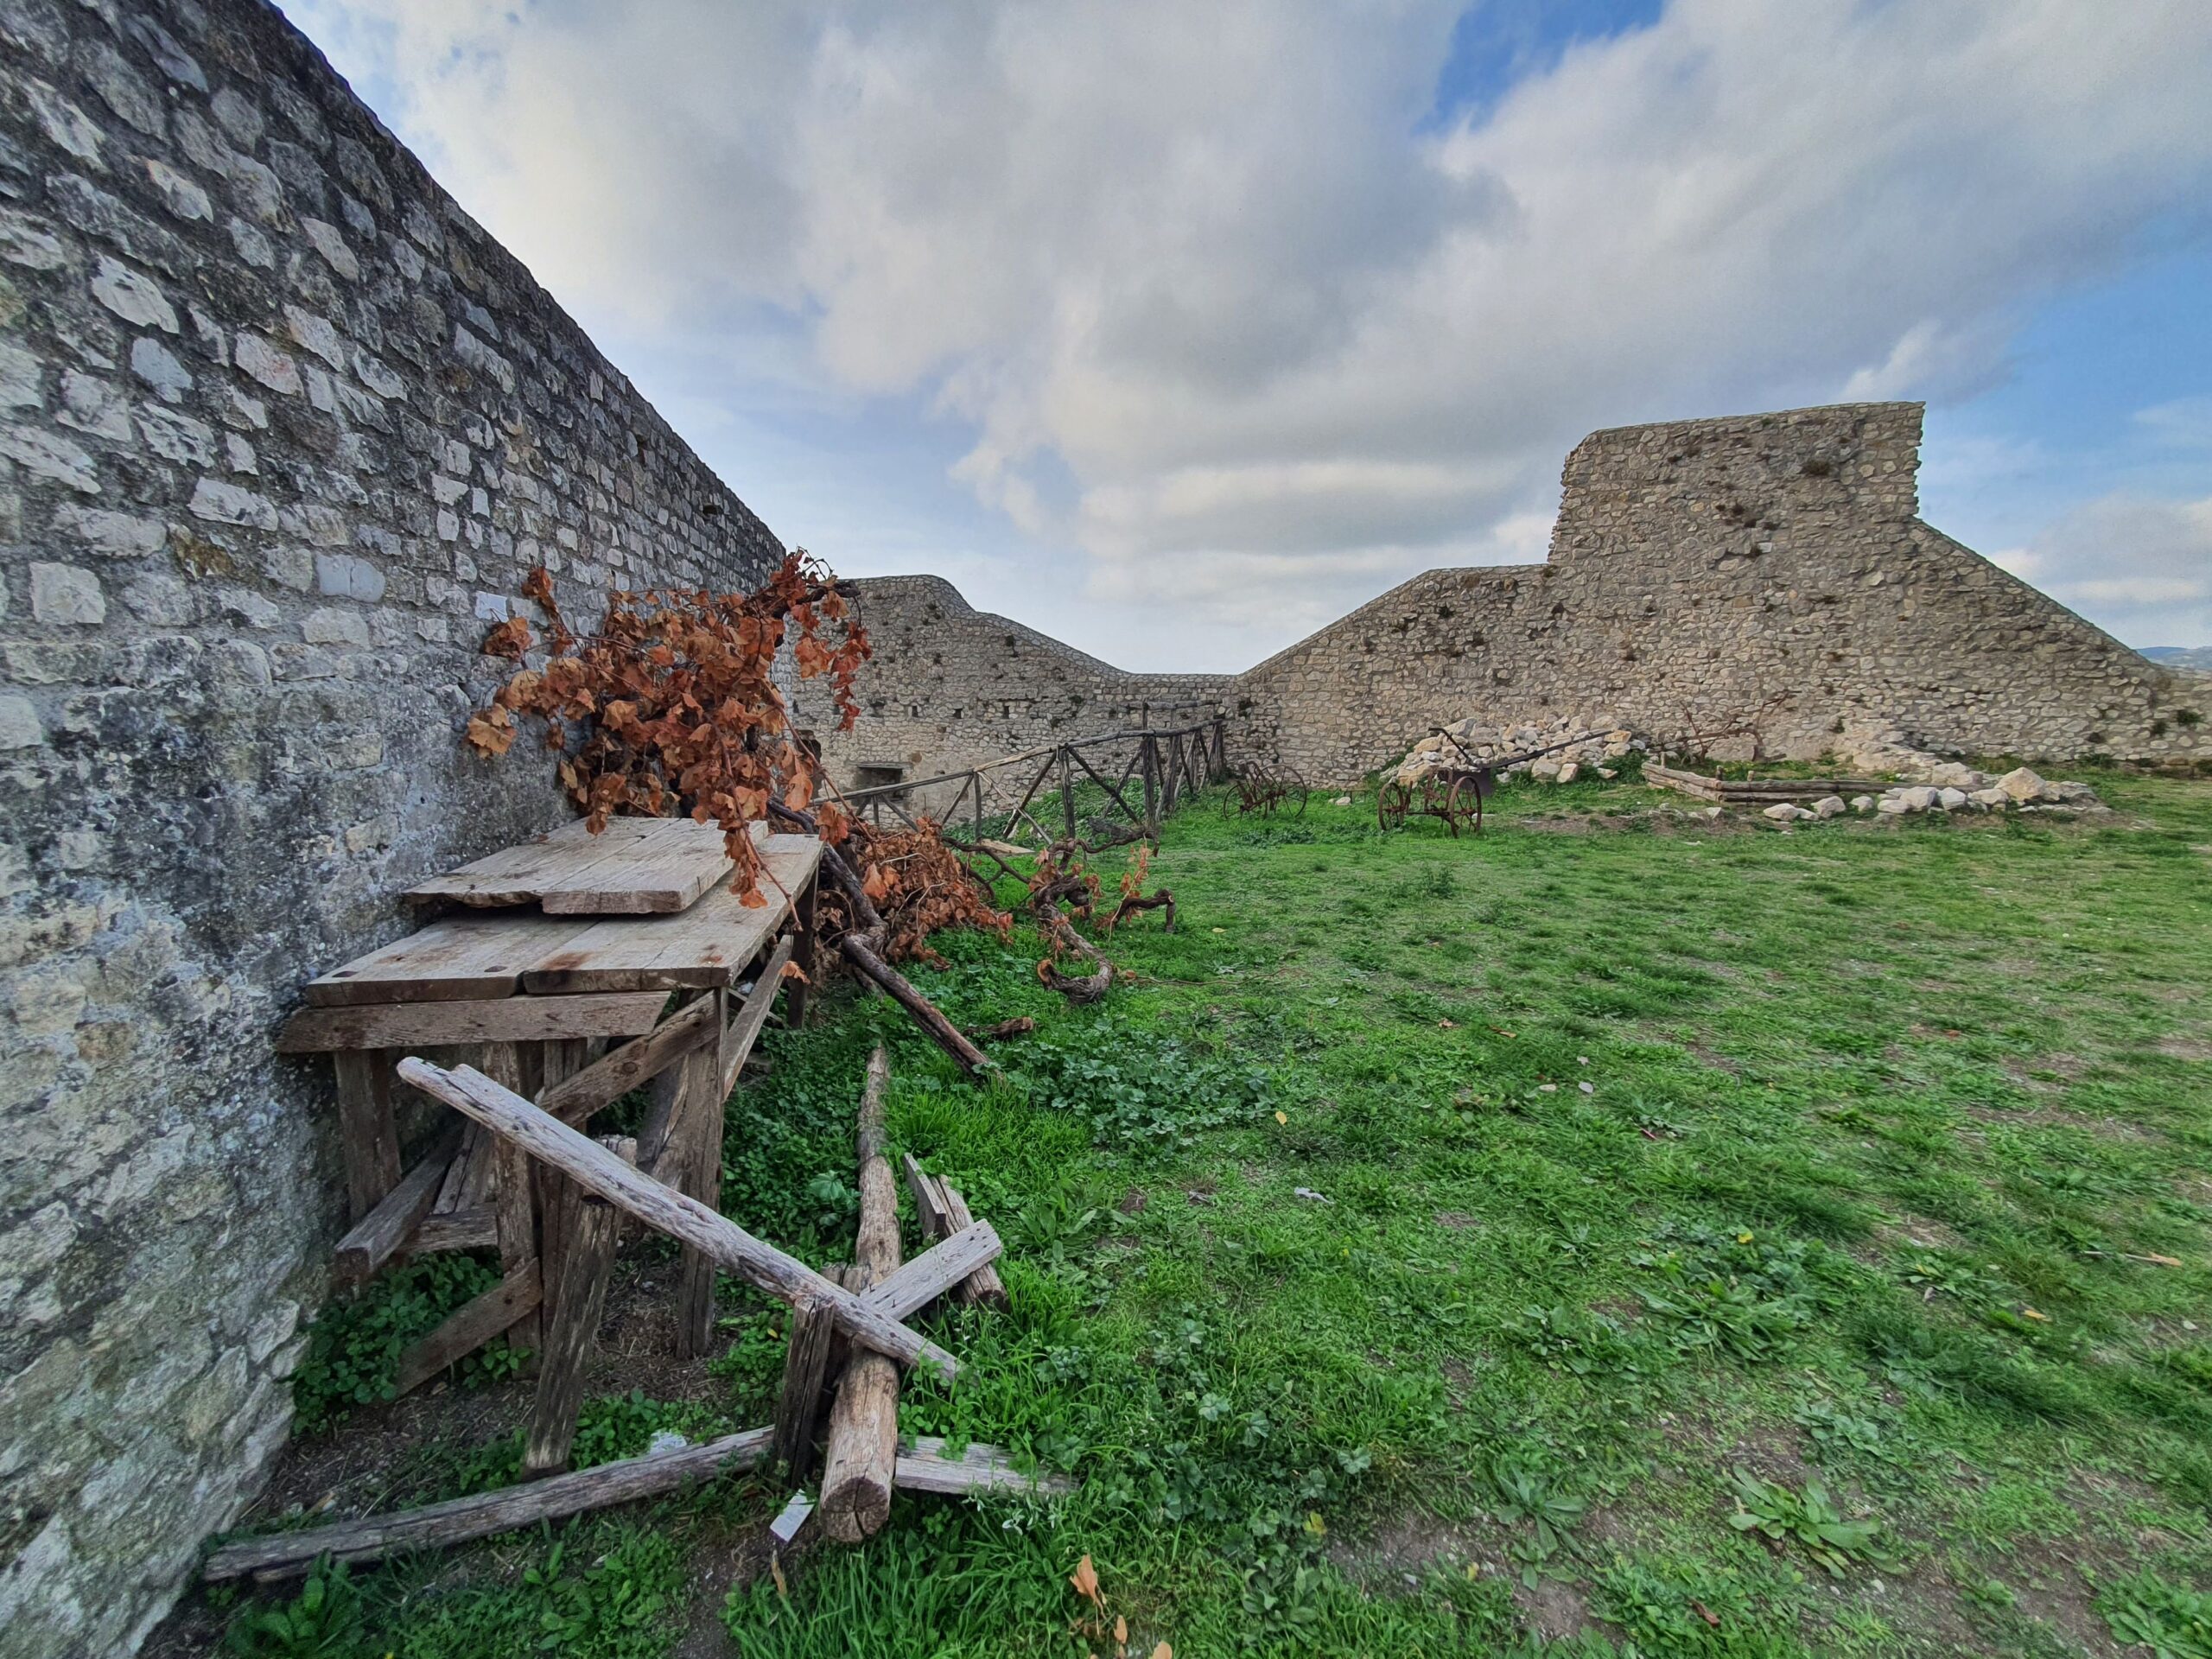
[392, 1262, 541, 1396]
[519, 836, 823, 994]
[857, 1222, 1002, 1323]
[204, 1428, 772, 1581]
[334, 1137, 458, 1285]
[539, 997, 717, 1128]
[413, 1206, 496, 1254]
[401, 816, 740, 914]
[280, 992, 671, 1052]
[721, 933, 795, 1097]
[304, 912, 594, 1007]
[674, 1027, 726, 1359]
[770, 1283, 841, 1484]
[895, 1436, 1072, 1497]
[331, 1052, 403, 1220]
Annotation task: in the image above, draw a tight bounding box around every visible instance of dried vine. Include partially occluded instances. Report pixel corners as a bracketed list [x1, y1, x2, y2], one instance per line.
[466, 554, 870, 905]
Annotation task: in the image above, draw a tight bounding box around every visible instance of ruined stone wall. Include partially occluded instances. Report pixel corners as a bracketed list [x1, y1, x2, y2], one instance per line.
[827, 404, 2204, 791]
[1234, 404, 2203, 781]
[807, 575, 1229, 815]
[0, 2, 781, 1649]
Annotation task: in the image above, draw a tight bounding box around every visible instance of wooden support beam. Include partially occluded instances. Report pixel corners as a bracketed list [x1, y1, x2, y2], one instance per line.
[392, 1262, 541, 1397]
[895, 1437, 1072, 1497]
[721, 934, 796, 1099]
[820, 1048, 900, 1543]
[786, 874, 817, 1030]
[203, 1427, 772, 1582]
[768, 1281, 841, 1484]
[279, 993, 671, 1054]
[393, 1058, 958, 1377]
[411, 1206, 496, 1254]
[480, 1042, 539, 1350]
[675, 1014, 727, 1359]
[537, 996, 717, 1128]
[524, 1136, 635, 1478]
[331, 1050, 403, 1222]
[333, 1135, 458, 1286]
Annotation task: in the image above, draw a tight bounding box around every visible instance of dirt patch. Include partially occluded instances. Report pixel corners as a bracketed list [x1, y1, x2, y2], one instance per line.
[1332, 1507, 1602, 1639]
[1118, 1186, 1148, 1215]
[2157, 1034, 2212, 1062]
[1686, 1041, 1743, 1077]
[1434, 1211, 1479, 1230]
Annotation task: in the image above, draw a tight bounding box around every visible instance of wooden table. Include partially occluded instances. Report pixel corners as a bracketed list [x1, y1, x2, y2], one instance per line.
[281, 827, 824, 1473]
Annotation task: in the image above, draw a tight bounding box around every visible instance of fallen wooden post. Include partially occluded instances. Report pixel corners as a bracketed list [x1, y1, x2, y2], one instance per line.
[837, 934, 992, 1076]
[524, 1136, 635, 1478]
[901, 1155, 1009, 1310]
[820, 1047, 900, 1542]
[203, 1427, 773, 1582]
[394, 1058, 959, 1378]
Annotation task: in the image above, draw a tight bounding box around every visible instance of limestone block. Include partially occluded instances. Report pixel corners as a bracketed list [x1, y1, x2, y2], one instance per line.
[1813, 795, 1847, 818]
[29, 563, 105, 625]
[1995, 766, 2047, 803]
[1935, 786, 1967, 810]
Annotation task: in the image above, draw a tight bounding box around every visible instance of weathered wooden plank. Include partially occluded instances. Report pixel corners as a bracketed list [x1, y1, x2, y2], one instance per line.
[394, 1058, 958, 1376]
[334, 1137, 457, 1285]
[518, 837, 823, 995]
[856, 1222, 1002, 1323]
[769, 1281, 840, 1484]
[935, 1181, 1009, 1311]
[412, 1206, 496, 1254]
[821, 1048, 900, 1543]
[894, 1437, 1073, 1497]
[203, 1427, 772, 1582]
[331, 1051, 403, 1221]
[280, 993, 670, 1053]
[401, 816, 738, 914]
[721, 933, 795, 1097]
[524, 1136, 635, 1478]
[480, 1043, 540, 1351]
[674, 1023, 726, 1359]
[538, 996, 715, 1128]
[392, 1262, 541, 1397]
[304, 912, 594, 1007]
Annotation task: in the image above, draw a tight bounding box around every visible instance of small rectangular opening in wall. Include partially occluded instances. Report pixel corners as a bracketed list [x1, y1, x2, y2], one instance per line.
[855, 763, 906, 800]
[793, 728, 822, 762]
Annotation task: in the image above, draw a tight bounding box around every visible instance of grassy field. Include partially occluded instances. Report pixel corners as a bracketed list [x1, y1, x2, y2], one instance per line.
[201, 770, 2212, 1658]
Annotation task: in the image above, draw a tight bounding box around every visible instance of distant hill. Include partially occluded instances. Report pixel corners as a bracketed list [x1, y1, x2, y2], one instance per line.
[2144, 646, 2212, 670]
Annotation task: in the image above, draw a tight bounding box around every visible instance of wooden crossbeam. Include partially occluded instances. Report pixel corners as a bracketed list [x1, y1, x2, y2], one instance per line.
[538, 996, 717, 1126]
[278, 992, 671, 1053]
[395, 1058, 959, 1378]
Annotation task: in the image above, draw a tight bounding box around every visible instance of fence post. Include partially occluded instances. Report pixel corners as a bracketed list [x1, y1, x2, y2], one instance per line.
[1211, 715, 1225, 782]
[1141, 734, 1159, 836]
[1060, 747, 1077, 843]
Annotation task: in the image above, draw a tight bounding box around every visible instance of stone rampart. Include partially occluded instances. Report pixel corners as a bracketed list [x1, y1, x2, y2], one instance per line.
[835, 404, 2208, 789]
[0, 1, 779, 1649]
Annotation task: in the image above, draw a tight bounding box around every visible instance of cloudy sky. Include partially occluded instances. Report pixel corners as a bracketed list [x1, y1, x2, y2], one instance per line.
[282, 0, 2212, 671]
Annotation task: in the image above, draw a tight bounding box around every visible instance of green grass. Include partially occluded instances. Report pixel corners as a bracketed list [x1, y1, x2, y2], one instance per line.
[220, 769, 2212, 1656]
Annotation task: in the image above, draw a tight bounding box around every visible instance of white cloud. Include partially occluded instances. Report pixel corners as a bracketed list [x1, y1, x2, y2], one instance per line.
[1998, 493, 2212, 646]
[286, 0, 2212, 664]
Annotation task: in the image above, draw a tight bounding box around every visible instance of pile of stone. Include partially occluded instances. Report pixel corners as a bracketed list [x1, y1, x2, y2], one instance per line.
[1758, 765, 2100, 823]
[1394, 715, 1644, 788]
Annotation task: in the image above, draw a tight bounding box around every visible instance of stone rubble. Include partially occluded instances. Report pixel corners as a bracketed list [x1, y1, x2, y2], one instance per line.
[1392, 711, 1643, 787]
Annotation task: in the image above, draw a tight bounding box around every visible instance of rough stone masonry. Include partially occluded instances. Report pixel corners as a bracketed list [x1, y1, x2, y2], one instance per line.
[0, 1, 779, 1650]
[821, 403, 2209, 794]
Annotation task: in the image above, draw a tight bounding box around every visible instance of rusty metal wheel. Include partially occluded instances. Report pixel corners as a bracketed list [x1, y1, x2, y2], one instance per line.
[1377, 780, 1411, 831]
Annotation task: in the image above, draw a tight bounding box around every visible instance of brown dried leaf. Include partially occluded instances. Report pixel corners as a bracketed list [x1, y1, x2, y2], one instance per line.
[1070, 1554, 1102, 1609]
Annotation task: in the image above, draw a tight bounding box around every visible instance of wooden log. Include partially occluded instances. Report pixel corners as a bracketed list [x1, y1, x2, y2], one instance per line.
[820, 1048, 901, 1543]
[203, 1427, 772, 1582]
[538, 996, 717, 1128]
[331, 1050, 403, 1222]
[837, 934, 992, 1076]
[393, 1262, 541, 1397]
[858, 1220, 1003, 1322]
[393, 1058, 958, 1376]
[721, 933, 796, 1098]
[278, 992, 671, 1054]
[524, 1136, 635, 1478]
[675, 1020, 727, 1359]
[768, 1281, 841, 1484]
[333, 1135, 458, 1286]
[895, 1437, 1072, 1497]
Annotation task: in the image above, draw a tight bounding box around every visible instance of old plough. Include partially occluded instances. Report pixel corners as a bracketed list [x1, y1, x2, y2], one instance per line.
[1376, 728, 1592, 836]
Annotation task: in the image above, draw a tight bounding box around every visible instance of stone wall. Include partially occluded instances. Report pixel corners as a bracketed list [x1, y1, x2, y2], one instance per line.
[807, 574, 1229, 815]
[837, 404, 2208, 790]
[0, 1, 781, 1649]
